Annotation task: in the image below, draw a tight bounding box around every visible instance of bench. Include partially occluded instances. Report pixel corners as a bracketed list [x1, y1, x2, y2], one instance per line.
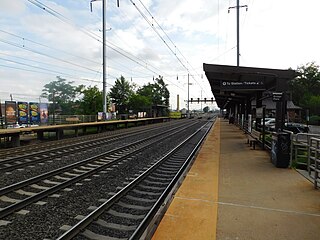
[246, 129, 261, 149]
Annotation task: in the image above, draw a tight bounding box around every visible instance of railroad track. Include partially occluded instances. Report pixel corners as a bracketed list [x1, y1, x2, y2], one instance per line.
[0, 121, 200, 218]
[58, 121, 212, 239]
[0, 120, 189, 173]
[0, 120, 183, 160]
[0, 118, 214, 239]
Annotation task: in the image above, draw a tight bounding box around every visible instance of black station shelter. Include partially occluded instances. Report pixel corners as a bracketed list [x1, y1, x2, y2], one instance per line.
[203, 63, 297, 131]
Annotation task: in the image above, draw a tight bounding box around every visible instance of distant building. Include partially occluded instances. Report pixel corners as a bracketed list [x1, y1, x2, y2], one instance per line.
[252, 99, 302, 122]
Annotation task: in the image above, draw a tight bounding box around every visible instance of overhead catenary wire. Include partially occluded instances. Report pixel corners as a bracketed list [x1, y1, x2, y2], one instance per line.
[0, 38, 101, 74]
[0, 29, 101, 65]
[129, 0, 209, 96]
[137, 0, 202, 78]
[0, 63, 107, 85]
[15, 0, 201, 104]
[0, 52, 101, 77]
[26, 0, 169, 78]
[24, 0, 188, 95]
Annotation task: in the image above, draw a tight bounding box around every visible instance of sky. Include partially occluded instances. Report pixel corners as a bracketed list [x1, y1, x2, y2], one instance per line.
[0, 0, 320, 111]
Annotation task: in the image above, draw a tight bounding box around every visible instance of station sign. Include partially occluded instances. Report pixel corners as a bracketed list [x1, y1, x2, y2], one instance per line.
[220, 80, 265, 90]
[272, 92, 283, 102]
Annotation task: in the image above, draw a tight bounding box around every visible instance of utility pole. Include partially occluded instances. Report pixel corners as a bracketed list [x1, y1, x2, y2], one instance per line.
[102, 0, 107, 119]
[228, 1, 248, 66]
[91, 0, 119, 120]
[187, 73, 190, 117]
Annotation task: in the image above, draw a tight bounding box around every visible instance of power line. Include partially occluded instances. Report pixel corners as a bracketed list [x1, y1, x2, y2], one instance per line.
[25, 0, 186, 93]
[0, 29, 101, 65]
[137, 0, 202, 77]
[26, 0, 168, 78]
[0, 63, 103, 85]
[0, 38, 101, 73]
[129, 0, 189, 72]
[0, 52, 101, 77]
[129, 0, 207, 94]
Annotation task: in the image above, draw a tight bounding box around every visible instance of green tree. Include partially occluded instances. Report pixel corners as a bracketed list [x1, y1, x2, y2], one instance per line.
[41, 76, 83, 115]
[137, 76, 170, 106]
[109, 76, 134, 114]
[137, 76, 170, 117]
[78, 86, 103, 115]
[289, 62, 320, 116]
[128, 94, 152, 113]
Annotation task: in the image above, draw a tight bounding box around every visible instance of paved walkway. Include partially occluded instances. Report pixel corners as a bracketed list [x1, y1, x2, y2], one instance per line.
[152, 118, 320, 240]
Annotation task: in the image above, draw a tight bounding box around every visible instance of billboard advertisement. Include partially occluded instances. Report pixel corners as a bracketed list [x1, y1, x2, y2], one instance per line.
[39, 103, 48, 124]
[18, 102, 28, 124]
[5, 101, 17, 124]
[29, 102, 40, 124]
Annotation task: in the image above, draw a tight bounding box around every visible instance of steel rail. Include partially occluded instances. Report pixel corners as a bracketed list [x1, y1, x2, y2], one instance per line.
[0, 120, 184, 159]
[57, 121, 212, 240]
[0, 121, 186, 172]
[0, 121, 199, 219]
[130, 121, 213, 239]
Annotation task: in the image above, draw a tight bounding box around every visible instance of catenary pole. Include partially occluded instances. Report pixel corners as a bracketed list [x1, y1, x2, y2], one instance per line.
[102, 0, 107, 118]
[228, 1, 248, 67]
[187, 73, 190, 117]
[237, 0, 240, 66]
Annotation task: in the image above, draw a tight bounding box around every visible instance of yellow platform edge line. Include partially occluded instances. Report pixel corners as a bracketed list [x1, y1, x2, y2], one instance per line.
[152, 118, 221, 240]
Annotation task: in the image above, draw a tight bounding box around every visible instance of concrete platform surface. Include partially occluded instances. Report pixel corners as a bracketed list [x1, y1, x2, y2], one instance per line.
[152, 118, 320, 240]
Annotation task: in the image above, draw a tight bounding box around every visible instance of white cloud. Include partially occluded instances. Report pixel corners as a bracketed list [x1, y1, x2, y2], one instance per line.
[0, 0, 27, 16]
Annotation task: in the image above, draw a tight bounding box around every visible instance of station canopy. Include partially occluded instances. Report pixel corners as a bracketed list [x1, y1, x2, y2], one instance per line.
[203, 64, 297, 109]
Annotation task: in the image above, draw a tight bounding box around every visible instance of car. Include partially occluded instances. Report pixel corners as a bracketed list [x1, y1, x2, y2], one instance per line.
[262, 118, 276, 130]
[284, 123, 309, 134]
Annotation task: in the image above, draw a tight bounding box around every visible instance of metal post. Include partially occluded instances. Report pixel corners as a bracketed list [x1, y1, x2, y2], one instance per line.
[102, 0, 107, 119]
[0, 99, 3, 128]
[187, 73, 190, 117]
[237, 0, 240, 66]
[228, 2, 247, 67]
[52, 90, 55, 125]
[200, 90, 202, 111]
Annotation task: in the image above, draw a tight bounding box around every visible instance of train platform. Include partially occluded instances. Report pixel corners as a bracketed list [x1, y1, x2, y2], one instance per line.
[152, 118, 320, 240]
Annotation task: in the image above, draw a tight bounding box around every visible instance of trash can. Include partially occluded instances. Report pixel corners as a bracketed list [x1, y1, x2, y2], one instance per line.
[271, 132, 291, 168]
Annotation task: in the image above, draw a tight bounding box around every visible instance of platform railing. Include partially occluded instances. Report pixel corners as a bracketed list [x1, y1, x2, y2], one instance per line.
[290, 133, 320, 169]
[308, 137, 320, 188]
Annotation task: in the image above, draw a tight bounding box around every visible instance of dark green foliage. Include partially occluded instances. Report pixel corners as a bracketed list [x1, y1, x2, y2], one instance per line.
[128, 94, 152, 112]
[136, 76, 170, 116]
[289, 62, 320, 116]
[41, 76, 84, 115]
[109, 76, 134, 114]
[78, 86, 103, 115]
[137, 76, 170, 106]
[41, 75, 171, 117]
